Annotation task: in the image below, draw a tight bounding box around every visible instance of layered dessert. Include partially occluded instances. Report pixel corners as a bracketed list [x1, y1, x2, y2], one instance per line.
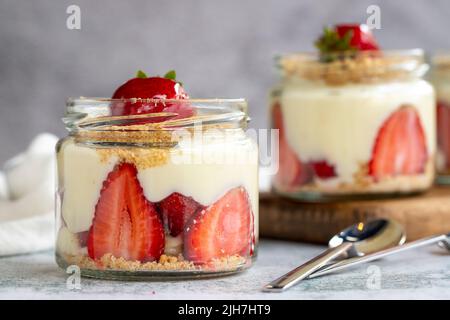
[430, 54, 450, 182]
[271, 24, 436, 200]
[56, 71, 258, 278]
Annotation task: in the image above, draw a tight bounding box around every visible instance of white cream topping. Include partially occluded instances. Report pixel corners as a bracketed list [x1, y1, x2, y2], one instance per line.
[138, 140, 258, 213]
[60, 141, 117, 233]
[56, 227, 81, 256]
[279, 80, 436, 184]
[164, 235, 183, 256]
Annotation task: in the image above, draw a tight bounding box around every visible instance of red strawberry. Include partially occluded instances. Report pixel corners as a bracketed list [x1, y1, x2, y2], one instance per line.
[310, 160, 337, 179]
[336, 24, 379, 51]
[87, 163, 165, 262]
[111, 70, 193, 121]
[369, 106, 427, 180]
[249, 204, 256, 257]
[158, 193, 202, 237]
[272, 103, 312, 188]
[184, 187, 253, 263]
[437, 101, 450, 170]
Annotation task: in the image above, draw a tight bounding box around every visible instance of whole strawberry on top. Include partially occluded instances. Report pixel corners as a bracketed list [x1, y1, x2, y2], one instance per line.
[315, 23, 379, 61]
[111, 70, 194, 121]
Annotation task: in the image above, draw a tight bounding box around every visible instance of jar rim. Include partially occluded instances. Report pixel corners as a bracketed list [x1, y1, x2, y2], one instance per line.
[276, 49, 428, 85]
[67, 97, 247, 104]
[276, 48, 425, 61]
[64, 97, 249, 132]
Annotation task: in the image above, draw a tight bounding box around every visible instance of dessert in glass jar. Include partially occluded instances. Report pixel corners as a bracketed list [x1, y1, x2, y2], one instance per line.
[430, 54, 450, 184]
[270, 24, 436, 201]
[55, 71, 258, 279]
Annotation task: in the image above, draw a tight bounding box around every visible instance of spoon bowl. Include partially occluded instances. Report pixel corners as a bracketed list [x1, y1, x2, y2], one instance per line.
[438, 233, 450, 251]
[329, 219, 406, 257]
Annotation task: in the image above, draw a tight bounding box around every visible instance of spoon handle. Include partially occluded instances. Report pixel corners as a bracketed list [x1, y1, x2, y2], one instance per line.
[263, 242, 353, 292]
[308, 234, 449, 279]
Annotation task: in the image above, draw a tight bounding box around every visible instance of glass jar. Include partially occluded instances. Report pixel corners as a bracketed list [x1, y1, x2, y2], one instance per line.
[430, 54, 450, 184]
[270, 50, 436, 201]
[55, 98, 258, 279]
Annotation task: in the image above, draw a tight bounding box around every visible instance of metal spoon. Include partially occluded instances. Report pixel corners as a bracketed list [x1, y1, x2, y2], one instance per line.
[263, 219, 405, 292]
[438, 236, 450, 251]
[309, 232, 450, 279]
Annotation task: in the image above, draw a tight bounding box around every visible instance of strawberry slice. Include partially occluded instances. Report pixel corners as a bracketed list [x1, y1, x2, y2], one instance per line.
[272, 103, 312, 188]
[158, 192, 202, 237]
[336, 24, 379, 51]
[369, 106, 427, 180]
[437, 101, 450, 170]
[184, 187, 253, 263]
[310, 160, 337, 179]
[249, 203, 256, 257]
[111, 70, 194, 121]
[87, 163, 165, 262]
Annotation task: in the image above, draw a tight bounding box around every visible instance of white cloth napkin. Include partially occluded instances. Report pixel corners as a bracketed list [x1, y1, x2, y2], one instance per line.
[0, 133, 57, 256]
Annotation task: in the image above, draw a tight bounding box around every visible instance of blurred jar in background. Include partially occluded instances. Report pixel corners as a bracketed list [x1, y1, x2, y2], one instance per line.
[430, 54, 450, 184]
[270, 49, 436, 201]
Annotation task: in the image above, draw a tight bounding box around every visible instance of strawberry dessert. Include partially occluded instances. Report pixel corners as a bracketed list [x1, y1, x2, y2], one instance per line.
[55, 71, 258, 278]
[271, 24, 435, 200]
[430, 54, 450, 183]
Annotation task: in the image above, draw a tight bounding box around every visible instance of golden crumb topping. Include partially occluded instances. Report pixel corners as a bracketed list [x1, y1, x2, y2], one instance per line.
[74, 122, 239, 169]
[279, 51, 426, 86]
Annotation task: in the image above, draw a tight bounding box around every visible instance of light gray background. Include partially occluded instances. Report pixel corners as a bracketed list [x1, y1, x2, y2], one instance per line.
[1, 0, 449, 163]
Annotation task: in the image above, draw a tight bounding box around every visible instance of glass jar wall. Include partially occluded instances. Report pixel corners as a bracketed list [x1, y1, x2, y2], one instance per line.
[56, 98, 258, 279]
[430, 54, 450, 184]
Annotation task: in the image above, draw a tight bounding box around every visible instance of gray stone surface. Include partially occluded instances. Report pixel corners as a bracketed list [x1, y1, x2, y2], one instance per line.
[0, 239, 449, 299]
[1, 0, 450, 163]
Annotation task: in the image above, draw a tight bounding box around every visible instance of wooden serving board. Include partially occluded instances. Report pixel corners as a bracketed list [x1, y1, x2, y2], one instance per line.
[259, 187, 450, 244]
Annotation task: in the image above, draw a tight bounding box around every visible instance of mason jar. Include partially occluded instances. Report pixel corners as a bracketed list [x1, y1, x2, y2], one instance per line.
[55, 98, 258, 279]
[270, 49, 436, 201]
[430, 54, 450, 184]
